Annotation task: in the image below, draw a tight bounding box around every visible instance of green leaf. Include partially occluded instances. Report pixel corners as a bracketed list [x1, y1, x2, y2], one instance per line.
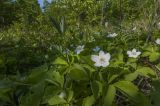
[127, 62, 137, 69]
[59, 104, 70, 106]
[108, 74, 119, 84]
[142, 46, 160, 62]
[66, 90, 73, 102]
[54, 57, 68, 65]
[42, 86, 61, 103]
[0, 80, 14, 89]
[103, 85, 116, 106]
[0, 80, 12, 102]
[80, 56, 94, 66]
[149, 52, 159, 62]
[0, 58, 4, 65]
[51, 71, 64, 88]
[157, 63, 160, 68]
[27, 65, 48, 84]
[107, 68, 128, 84]
[69, 64, 88, 80]
[111, 53, 124, 66]
[82, 64, 96, 72]
[128, 58, 137, 63]
[136, 67, 156, 78]
[82, 95, 95, 106]
[91, 80, 102, 99]
[48, 95, 67, 105]
[20, 82, 45, 106]
[151, 80, 160, 106]
[113, 81, 151, 106]
[125, 72, 138, 81]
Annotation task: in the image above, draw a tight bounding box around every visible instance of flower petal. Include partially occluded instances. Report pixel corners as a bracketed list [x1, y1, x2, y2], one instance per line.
[101, 61, 109, 67]
[132, 49, 136, 52]
[91, 55, 99, 62]
[127, 51, 131, 55]
[136, 51, 141, 56]
[94, 62, 101, 67]
[156, 38, 160, 45]
[104, 53, 111, 61]
[99, 51, 105, 56]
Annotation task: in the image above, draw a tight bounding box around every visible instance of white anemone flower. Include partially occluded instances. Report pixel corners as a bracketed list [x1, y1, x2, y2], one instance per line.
[93, 46, 100, 52]
[155, 38, 160, 45]
[107, 33, 118, 38]
[63, 49, 70, 54]
[132, 27, 136, 31]
[45, 55, 49, 59]
[58, 92, 66, 99]
[75, 45, 84, 54]
[91, 51, 111, 67]
[105, 22, 108, 27]
[157, 22, 160, 29]
[127, 49, 141, 58]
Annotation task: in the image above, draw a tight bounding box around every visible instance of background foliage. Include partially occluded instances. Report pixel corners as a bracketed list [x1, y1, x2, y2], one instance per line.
[0, 0, 160, 106]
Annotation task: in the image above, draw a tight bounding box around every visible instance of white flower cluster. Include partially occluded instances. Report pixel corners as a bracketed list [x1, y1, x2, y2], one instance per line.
[74, 38, 160, 68]
[91, 48, 141, 67]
